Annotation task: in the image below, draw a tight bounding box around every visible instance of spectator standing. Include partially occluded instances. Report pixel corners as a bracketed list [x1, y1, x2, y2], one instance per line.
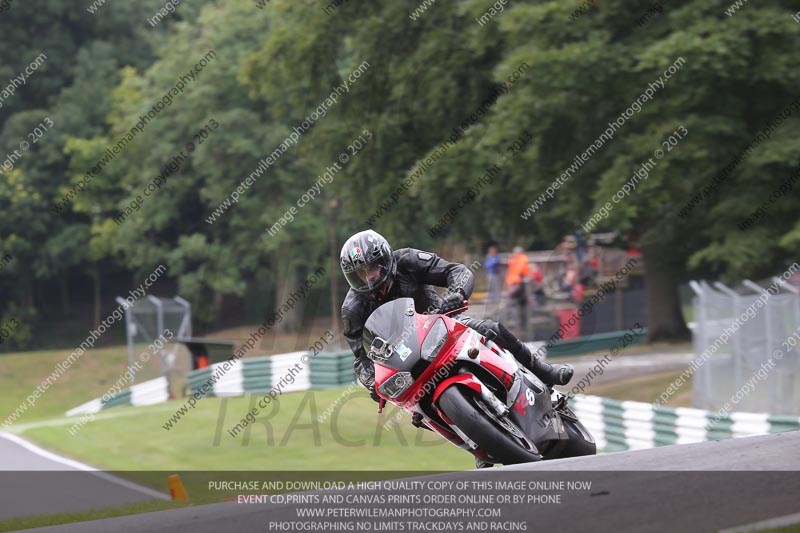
[505, 246, 531, 338]
[529, 257, 545, 308]
[485, 245, 502, 305]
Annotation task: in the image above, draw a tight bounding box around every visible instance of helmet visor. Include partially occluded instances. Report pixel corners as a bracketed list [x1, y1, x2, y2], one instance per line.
[344, 255, 393, 293]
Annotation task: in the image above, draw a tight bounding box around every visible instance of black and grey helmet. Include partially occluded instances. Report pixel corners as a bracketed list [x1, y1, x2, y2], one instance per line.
[340, 230, 396, 298]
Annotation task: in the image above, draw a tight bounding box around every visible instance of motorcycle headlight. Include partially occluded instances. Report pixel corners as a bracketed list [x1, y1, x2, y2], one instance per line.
[367, 336, 393, 362]
[420, 318, 448, 362]
[378, 371, 413, 399]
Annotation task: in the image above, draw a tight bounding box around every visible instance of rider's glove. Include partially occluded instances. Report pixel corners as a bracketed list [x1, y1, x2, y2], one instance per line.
[354, 355, 381, 403]
[437, 290, 465, 314]
[368, 384, 381, 403]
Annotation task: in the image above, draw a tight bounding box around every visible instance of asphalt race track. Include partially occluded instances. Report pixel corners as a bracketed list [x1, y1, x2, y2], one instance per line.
[22, 431, 800, 533]
[0, 432, 169, 520]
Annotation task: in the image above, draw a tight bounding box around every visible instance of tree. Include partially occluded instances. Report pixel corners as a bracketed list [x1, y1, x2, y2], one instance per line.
[402, 0, 800, 341]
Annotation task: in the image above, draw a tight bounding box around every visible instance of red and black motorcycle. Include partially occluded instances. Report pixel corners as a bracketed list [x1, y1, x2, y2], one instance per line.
[366, 297, 596, 465]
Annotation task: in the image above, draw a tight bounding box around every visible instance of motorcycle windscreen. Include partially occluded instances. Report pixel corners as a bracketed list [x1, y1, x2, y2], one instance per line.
[363, 298, 423, 372]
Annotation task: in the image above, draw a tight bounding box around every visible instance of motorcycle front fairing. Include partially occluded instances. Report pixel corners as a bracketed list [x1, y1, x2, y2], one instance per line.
[363, 298, 424, 373]
[364, 298, 445, 405]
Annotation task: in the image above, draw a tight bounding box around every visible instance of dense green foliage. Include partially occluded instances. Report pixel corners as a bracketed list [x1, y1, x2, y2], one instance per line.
[1, 0, 797, 346]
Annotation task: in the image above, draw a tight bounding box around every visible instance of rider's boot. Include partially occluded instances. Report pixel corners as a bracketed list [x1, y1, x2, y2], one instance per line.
[498, 323, 573, 387]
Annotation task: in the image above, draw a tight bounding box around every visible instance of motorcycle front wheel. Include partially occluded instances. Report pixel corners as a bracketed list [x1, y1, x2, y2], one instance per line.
[437, 385, 541, 465]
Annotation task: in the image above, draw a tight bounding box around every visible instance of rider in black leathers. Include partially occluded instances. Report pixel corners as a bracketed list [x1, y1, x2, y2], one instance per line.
[339, 230, 574, 404]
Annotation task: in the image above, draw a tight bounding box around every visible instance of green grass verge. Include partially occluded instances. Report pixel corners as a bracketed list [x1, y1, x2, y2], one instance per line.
[584, 369, 693, 408]
[0, 326, 349, 428]
[0, 500, 192, 533]
[14, 387, 472, 472]
[758, 524, 800, 533]
[1, 344, 165, 426]
[5, 386, 471, 530]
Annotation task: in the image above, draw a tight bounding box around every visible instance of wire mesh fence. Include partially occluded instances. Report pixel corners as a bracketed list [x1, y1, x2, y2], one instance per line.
[691, 269, 800, 415]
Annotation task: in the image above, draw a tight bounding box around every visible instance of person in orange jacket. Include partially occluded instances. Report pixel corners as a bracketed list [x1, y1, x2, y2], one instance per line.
[505, 246, 539, 337]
